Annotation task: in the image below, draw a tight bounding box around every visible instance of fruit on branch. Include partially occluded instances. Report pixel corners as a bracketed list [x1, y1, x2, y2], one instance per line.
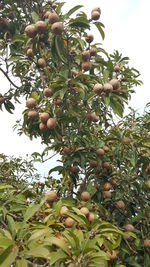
[80, 207, 89, 216]
[122, 137, 132, 144]
[93, 83, 103, 94]
[91, 11, 101, 21]
[144, 239, 150, 248]
[103, 191, 112, 198]
[35, 21, 47, 33]
[37, 58, 46, 68]
[70, 166, 80, 173]
[89, 47, 97, 56]
[46, 118, 57, 129]
[39, 122, 47, 131]
[103, 83, 113, 93]
[107, 250, 118, 260]
[82, 61, 91, 72]
[124, 224, 134, 232]
[27, 110, 38, 119]
[54, 99, 63, 106]
[43, 88, 53, 97]
[62, 146, 71, 155]
[26, 48, 33, 57]
[89, 160, 98, 168]
[64, 217, 75, 227]
[114, 64, 121, 72]
[44, 11, 51, 19]
[102, 146, 110, 152]
[96, 148, 105, 156]
[87, 112, 99, 122]
[109, 78, 120, 90]
[26, 98, 36, 108]
[48, 12, 59, 24]
[92, 7, 101, 13]
[45, 190, 57, 202]
[86, 33, 94, 43]
[81, 192, 91, 201]
[40, 112, 50, 123]
[103, 182, 112, 191]
[81, 50, 90, 61]
[115, 200, 125, 209]
[60, 206, 69, 216]
[51, 22, 64, 35]
[102, 162, 111, 169]
[25, 24, 37, 38]
[146, 164, 150, 174]
[88, 212, 95, 222]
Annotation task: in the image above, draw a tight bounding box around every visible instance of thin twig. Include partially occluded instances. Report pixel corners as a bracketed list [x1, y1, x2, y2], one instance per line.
[0, 67, 19, 89]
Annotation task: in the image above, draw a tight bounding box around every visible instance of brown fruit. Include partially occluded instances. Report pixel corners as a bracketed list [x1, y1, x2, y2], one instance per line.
[45, 190, 57, 202]
[110, 180, 117, 185]
[48, 12, 59, 24]
[82, 61, 91, 72]
[44, 11, 51, 19]
[107, 250, 117, 260]
[92, 7, 101, 13]
[81, 50, 90, 61]
[87, 112, 99, 122]
[144, 239, 150, 248]
[89, 47, 97, 56]
[102, 162, 111, 169]
[102, 146, 110, 152]
[0, 97, 5, 104]
[122, 137, 132, 144]
[51, 22, 64, 35]
[88, 212, 95, 222]
[37, 58, 46, 68]
[54, 99, 63, 106]
[86, 34, 94, 43]
[80, 207, 89, 216]
[114, 65, 121, 72]
[146, 164, 150, 174]
[70, 166, 80, 173]
[109, 79, 120, 90]
[26, 98, 36, 109]
[96, 148, 105, 156]
[79, 201, 86, 208]
[103, 83, 113, 93]
[103, 191, 112, 198]
[89, 160, 98, 168]
[63, 146, 71, 155]
[103, 182, 112, 191]
[91, 11, 101, 21]
[26, 48, 33, 57]
[107, 140, 116, 145]
[25, 24, 37, 38]
[40, 112, 50, 123]
[47, 118, 57, 129]
[43, 88, 53, 97]
[81, 192, 91, 202]
[93, 83, 103, 94]
[39, 122, 47, 131]
[36, 21, 46, 33]
[64, 217, 75, 227]
[8, 11, 15, 20]
[115, 200, 125, 209]
[27, 110, 38, 119]
[60, 206, 69, 216]
[124, 224, 134, 232]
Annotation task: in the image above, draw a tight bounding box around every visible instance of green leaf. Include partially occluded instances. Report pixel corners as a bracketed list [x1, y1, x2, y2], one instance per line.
[0, 237, 13, 248]
[7, 215, 16, 239]
[94, 22, 105, 40]
[0, 185, 13, 190]
[0, 245, 18, 267]
[31, 11, 39, 23]
[49, 237, 71, 255]
[28, 228, 50, 243]
[16, 259, 28, 267]
[110, 98, 124, 117]
[66, 5, 83, 18]
[24, 246, 50, 258]
[50, 251, 67, 265]
[54, 35, 67, 63]
[24, 203, 41, 222]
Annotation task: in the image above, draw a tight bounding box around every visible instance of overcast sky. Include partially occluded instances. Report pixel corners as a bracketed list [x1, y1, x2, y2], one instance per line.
[0, 0, 150, 174]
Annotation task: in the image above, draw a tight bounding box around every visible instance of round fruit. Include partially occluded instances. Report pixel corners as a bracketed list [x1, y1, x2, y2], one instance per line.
[103, 191, 112, 198]
[80, 207, 89, 216]
[107, 250, 117, 260]
[103, 83, 113, 93]
[92, 7, 101, 13]
[60, 206, 69, 216]
[88, 212, 95, 222]
[48, 12, 59, 24]
[82, 61, 91, 72]
[70, 166, 80, 173]
[37, 58, 46, 68]
[81, 50, 90, 61]
[102, 162, 111, 169]
[64, 217, 75, 227]
[146, 164, 150, 174]
[115, 200, 125, 209]
[47, 118, 57, 129]
[25, 24, 37, 38]
[40, 112, 50, 123]
[114, 65, 121, 72]
[102, 146, 110, 152]
[35, 21, 46, 33]
[109, 79, 120, 90]
[54, 99, 63, 106]
[45, 190, 57, 202]
[144, 239, 150, 248]
[63, 147, 71, 155]
[44, 11, 51, 19]
[96, 148, 105, 156]
[26, 48, 33, 57]
[93, 83, 103, 94]
[103, 182, 112, 191]
[26, 98, 36, 109]
[27, 110, 38, 119]
[124, 224, 134, 232]
[43, 88, 53, 97]
[51, 22, 64, 35]
[89, 47, 97, 56]
[0, 97, 5, 104]
[7, 11, 15, 20]
[110, 180, 117, 185]
[91, 11, 101, 20]
[86, 34, 94, 43]
[81, 192, 91, 202]
[122, 137, 132, 144]
[87, 112, 99, 122]
[39, 122, 47, 131]
[89, 160, 98, 168]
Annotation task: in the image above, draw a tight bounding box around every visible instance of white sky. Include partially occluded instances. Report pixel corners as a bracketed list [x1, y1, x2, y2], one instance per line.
[0, 0, 150, 174]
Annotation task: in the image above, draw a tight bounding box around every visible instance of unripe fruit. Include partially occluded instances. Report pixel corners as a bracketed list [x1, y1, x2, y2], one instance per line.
[88, 212, 95, 222]
[81, 50, 90, 61]
[103, 83, 113, 93]
[115, 200, 125, 209]
[80, 207, 89, 217]
[103, 182, 112, 191]
[86, 34, 94, 43]
[102, 162, 111, 169]
[63, 146, 71, 155]
[64, 217, 75, 227]
[109, 79, 120, 90]
[43, 88, 53, 97]
[103, 191, 112, 198]
[45, 190, 57, 202]
[82, 61, 91, 72]
[91, 11, 101, 21]
[96, 148, 105, 156]
[48, 12, 59, 24]
[89, 160, 98, 168]
[107, 250, 117, 260]
[81, 192, 91, 202]
[27, 110, 38, 119]
[25, 24, 37, 38]
[26, 98, 36, 108]
[60, 206, 69, 216]
[124, 224, 134, 232]
[39, 122, 47, 131]
[37, 58, 46, 68]
[35, 21, 46, 33]
[51, 22, 64, 35]
[40, 112, 50, 123]
[26, 48, 33, 57]
[47, 118, 57, 129]
[93, 83, 103, 94]
[144, 239, 150, 248]
[114, 65, 121, 72]
[70, 166, 80, 173]
[89, 47, 97, 56]
[122, 137, 132, 144]
[87, 112, 99, 122]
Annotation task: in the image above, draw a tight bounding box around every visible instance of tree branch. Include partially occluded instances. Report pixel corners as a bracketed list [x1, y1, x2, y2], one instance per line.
[0, 67, 19, 89]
